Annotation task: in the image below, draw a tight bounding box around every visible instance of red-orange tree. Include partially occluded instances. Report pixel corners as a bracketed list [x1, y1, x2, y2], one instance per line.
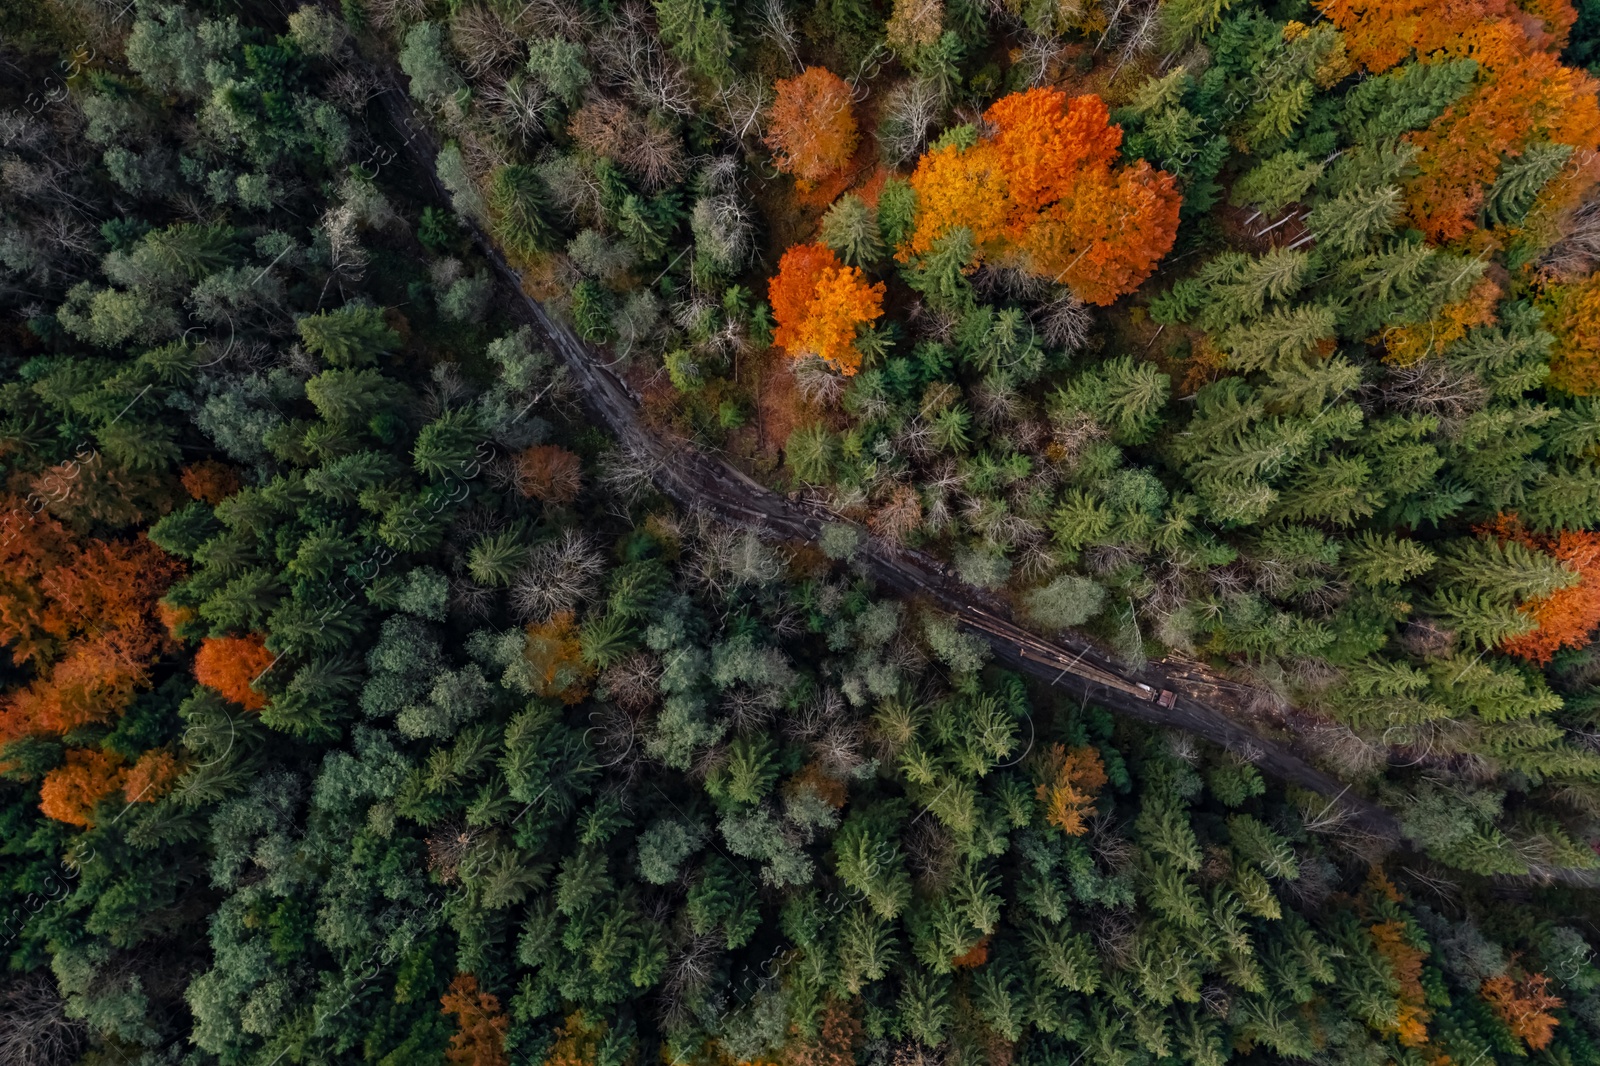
[194, 633, 276, 711]
[768, 243, 885, 375]
[902, 88, 1181, 305]
[765, 68, 858, 189]
[0, 505, 179, 745]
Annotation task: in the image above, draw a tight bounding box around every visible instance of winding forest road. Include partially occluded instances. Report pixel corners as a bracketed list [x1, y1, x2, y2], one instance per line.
[365, 68, 1600, 881]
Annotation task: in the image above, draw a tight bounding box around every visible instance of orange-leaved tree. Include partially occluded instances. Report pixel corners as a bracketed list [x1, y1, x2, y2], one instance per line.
[543, 1011, 605, 1066]
[122, 747, 183, 804]
[765, 67, 858, 189]
[38, 748, 126, 828]
[1481, 969, 1563, 1050]
[1034, 743, 1107, 835]
[441, 973, 510, 1066]
[194, 633, 276, 711]
[1483, 515, 1600, 663]
[1318, 0, 1600, 243]
[768, 242, 885, 375]
[0, 504, 180, 747]
[901, 88, 1181, 305]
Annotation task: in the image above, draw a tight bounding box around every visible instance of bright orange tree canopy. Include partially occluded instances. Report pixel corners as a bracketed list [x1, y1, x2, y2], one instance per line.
[768, 242, 885, 376]
[902, 88, 1182, 306]
[195, 633, 276, 711]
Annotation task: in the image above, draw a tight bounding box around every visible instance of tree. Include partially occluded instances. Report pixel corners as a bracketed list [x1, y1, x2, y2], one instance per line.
[1480, 970, 1563, 1050]
[819, 194, 885, 267]
[400, 22, 464, 109]
[765, 68, 859, 189]
[38, 749, 125, 827]
[1321, 0, 1600, 242]
[1035, 743, 1107, 835]
[1544, 274, 1600, 395]
[1022, 575, 1107, 629]
[297, 305, 399, 367]
[902, 88, 1181, 305]
[516, 445, 583, 503]
[180, 461, 241, 505]
[525, 611, 594, 703]
[440, 973, 509, 1066]
[1483, 516, 1600, 664]
[768, 243, 885, 376]
[194, 634, 275, 711]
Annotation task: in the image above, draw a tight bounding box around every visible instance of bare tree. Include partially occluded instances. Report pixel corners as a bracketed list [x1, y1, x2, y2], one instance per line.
[450, 4, 526, 79]
[0, 975, 85, 1066]
[1035, 289, 1094, 350]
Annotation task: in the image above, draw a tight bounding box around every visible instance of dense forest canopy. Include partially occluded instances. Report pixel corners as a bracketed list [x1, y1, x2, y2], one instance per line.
[4, 0, 1600, 1064]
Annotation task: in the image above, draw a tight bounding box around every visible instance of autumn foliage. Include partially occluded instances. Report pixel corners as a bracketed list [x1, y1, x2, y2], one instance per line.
[0, 504, 180, 746]
[768, 243, 886, 375]
[194, 633, 276, 711]
[1483, 515, 1600, 663]
[1543, 274, 1600, 395]
[1035, 743, 1107, 835]
[1318, 0, 1600, 243]
[1383, 277, 1501, 364]
[39, 748, 126, 828]
[524, 611, 594, 703]
[1370, 919, 1432, 1046]
[441, 973, 510, 1066]
[543, 1011, 608, 1066]
[765, 68, 858, 189]
[122, 747, 183, 803]
[902, 89, 1181, 305]
[1481, 969, 1563, 1050]
[784, 1000, 862, 1066]
[180, 460, 242, 505]
[516, 444, 584, 503]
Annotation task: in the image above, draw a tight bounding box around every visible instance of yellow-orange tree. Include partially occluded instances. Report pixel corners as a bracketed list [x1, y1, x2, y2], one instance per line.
[765, 67, 858, 189]
[901, 88, 1182, 305]
[768, 243, 886, 375]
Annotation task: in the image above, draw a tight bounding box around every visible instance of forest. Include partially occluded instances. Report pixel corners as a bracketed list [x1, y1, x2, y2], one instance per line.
[4, 0, 1600, 1063]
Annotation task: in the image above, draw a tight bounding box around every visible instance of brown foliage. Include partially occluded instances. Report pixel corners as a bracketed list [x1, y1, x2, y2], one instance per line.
[784, 1001, 861, 1066]
[568, 98, 685, 190]
[180, 460, 242, 505]
[517, 444, 584, 503]
[441, 973, 510, 1066]
[543, 1011, 605, 1066]
[766, 68, 859, 189]
[1481, 969, 1563, 1050]
[868, 484, 923, 544]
